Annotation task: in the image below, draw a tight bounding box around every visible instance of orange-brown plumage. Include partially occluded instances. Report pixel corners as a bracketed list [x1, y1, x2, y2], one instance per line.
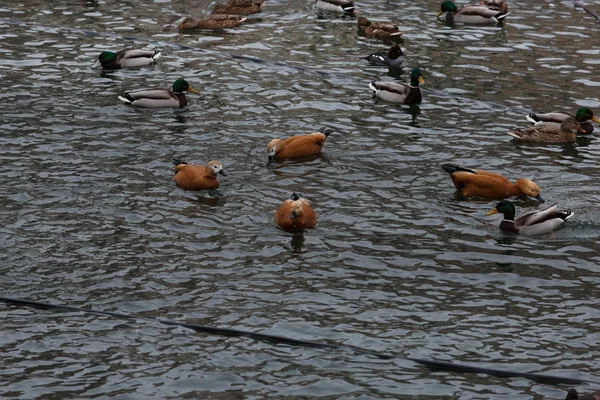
[275, 193, 317, 232]
[173, 159, 227, 190]
[267, 127, 332, 160]
[441, 164, 544, 201]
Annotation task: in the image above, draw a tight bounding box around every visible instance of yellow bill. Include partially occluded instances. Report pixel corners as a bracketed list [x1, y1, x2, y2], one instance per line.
[486, 208, 499, 216]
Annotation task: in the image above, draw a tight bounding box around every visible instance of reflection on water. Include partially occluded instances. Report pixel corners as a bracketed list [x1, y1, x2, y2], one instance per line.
[1, 0, 600, 399]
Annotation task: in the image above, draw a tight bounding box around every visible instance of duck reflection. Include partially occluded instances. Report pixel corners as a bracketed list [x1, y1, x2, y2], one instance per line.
[290, 232, 306, 253]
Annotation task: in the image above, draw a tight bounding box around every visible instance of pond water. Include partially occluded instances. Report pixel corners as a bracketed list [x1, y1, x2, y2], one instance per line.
[1, 0, 600, 398]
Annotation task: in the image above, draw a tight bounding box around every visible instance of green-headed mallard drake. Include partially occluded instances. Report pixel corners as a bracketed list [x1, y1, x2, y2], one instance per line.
[437, 1, 509, 24]
[508, 117, 585, 143]
[275, 192, 317, 232]
[118, 79, 199, 108]
[173, 159, 227, 190]
[357, 17, 402, 40]
[369, 68, 424, 104]
[481, 0, 508, 12]
[526, 107, 600, 135]
[315, 0, 355, 14]
[442, 164, 544, 202]
[93, 49, 161, 70]
[178, 15, 247, 31]
[486, 200, 573, 236]
[212, 0, 264, 15]
[363, 44, 404, 67]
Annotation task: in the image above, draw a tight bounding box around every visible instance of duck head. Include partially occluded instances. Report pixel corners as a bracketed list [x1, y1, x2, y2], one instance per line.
[290, 200, 304, 219]
[267, 139, 283, 160]
[172, 78, 199, 94]
[486, 200, 516, 220]
[438, 1, 457, 15]
[575, 107, 600, 124]
[410, 68, 425, 86]
[561, 117, 586, 134]
[207, 160, 227, 176]
[515, 178, 544, 202]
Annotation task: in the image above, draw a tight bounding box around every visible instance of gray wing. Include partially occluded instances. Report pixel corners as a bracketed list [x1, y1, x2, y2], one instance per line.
[458, 5, 502, 18]
[124, 88, 175, 100]
[515, 205, 559, 227]
[529, 112, 571, 124]
[120, 49, 157, 60]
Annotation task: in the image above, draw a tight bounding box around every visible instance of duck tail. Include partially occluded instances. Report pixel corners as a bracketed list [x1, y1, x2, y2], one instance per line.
[559, 210, 574, 221]
[318, 127, 334, 136]
[368, 81, 378, 92]
[495, 11, 510, 21]
[342, 4, 355, 14]
[526, 113, 539, 124]
[117, 94, 133, 104]
[153, 51, 162, 60]
[507, 130, 522, 139]
[173, 159, 188, 172]
[289, 192, 305, 200]
[441, 163, 476, 174]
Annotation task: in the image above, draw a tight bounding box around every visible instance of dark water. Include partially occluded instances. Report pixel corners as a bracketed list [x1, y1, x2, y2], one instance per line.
[1, 0, 600, 398]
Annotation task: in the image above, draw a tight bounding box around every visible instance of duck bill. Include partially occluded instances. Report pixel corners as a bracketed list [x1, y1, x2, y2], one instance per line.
[592, 116, 600, 124]
[577, 126, 586, 133]
[418, 76, 425, 85]
[218, 170, 227, 176]
[486, 208, 499, 216]
[187, 87, 199, 94]
[534, 194, 545, 203]
[437, 10, 443, 17]
[290, 211, 297, 219]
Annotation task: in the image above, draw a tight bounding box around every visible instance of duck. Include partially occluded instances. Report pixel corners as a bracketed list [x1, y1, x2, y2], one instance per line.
[173, 159, 227, 190]
[437, 1, 509, 24]
[486, 200, 573, 236]
[93, 49, 161, 70]
[357, 17, 402, 40]
[315, 0, 355, 14]
[526, 107, 600, 135]
[267, 127, 333, 160]
[565, 388, 600, 400]
[178, 15, 247, 31]
[508, 117, 585, 143]
[118, 79, 199, 108]
[363, 44, 404, 67]
[481, 0, 508, 12]
[368, 67, 424, 104]
[441, 164, 544, 202]
[275, 193, 317, 232]
[212, 0, 264, 15]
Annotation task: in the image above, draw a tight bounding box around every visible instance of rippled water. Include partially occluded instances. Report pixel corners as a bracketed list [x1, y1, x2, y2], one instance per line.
[1, 0, 600, 398]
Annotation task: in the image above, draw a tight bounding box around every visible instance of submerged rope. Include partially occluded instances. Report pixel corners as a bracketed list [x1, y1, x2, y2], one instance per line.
[0, 296, 594, 386]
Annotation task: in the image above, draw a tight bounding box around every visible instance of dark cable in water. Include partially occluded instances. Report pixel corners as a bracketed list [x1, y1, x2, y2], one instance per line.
[0, 296, 594, 386]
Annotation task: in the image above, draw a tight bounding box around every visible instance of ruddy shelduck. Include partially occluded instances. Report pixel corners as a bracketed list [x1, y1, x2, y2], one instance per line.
[275, 193, 317, 232]
[441, 164, 544, 202]
[267, 127, 333, 160]
[173, 159, 227, 190]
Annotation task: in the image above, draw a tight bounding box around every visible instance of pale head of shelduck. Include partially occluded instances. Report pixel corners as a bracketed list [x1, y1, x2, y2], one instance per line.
[267, 139, 283, 159]
[290, 200, 305, 219]
[206, 160, 227, 176]
[515, 178, 543, 202]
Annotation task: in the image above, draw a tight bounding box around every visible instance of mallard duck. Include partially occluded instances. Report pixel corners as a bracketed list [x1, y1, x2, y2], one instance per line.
[526, 107, 600, 135]
[212, 0, 264, 15]
[267, 127, 333, 160]
[315, 0, 355, 14]
[178, 15, 247, 31]
[508, 117, 585, 143]
[441, 164, 544, 201]
[437, 1, 509, 24]
[565, 388, 600, 400]
[93, 49, 161, 70]
[481, 0, 508, 12]
[368, 67, 424, 104]
[275, 192, 317, 231]
[118, 79, 199, 108]
[363, 44, 404, 67]
[486, 200, 573, 236]
[173, 159, 227, 190]
[357, 17, 402, 40]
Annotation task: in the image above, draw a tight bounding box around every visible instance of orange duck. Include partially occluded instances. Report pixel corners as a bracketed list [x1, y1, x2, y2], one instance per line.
[275, 193, 317, 231]
[173, 159, 227, 190]
[267, 127, 333, 160]
[441, 163, 544, 202]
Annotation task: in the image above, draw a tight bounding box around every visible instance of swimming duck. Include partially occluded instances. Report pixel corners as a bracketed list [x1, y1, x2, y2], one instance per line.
[486, 200, 573, 236]
[173, 159, 227, 190]
[275, 192, 317, 231]
[441, 164, 544, 202]
[437, 1, 509, 24]
[178, 15, 247, 31]
[526, 107, 600, 135]
[481, 0, 508, 12]
[267, 127, 333, 160]
[118, 79, 199, 108]
[93, 49, 161, 70]
[357, 17, 402, 40]
[363, 44, 404, 67]
[212, 0, 264, 15]
[565, 388, 600, 400]
[315, 0, 355, 14]
[508, 117, 585, 143]
[368, 67, 424, 104]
